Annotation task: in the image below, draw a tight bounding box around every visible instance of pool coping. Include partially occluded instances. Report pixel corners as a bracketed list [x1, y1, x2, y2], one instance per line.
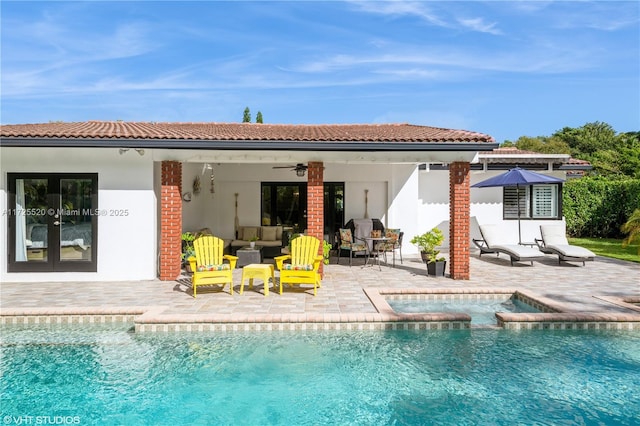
[594, 295, 640, 313]
[0, 304, 472, 332]
[367, 288, 640, 330]
[2, 288, 640, 332]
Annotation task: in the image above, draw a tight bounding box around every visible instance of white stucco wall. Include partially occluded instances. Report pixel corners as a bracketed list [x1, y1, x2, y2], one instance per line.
[1, 147, 157, 282]
[419, 169, 566, 246]
[181, 162, 569, 256]
[181, 163, 417, 246]
[2, 146, 570, 283]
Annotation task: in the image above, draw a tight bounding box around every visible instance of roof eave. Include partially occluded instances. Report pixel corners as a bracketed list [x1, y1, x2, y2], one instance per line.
[0, 137, 499, 151]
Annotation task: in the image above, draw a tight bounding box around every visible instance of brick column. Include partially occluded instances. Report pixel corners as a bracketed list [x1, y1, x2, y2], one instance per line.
[159, 161, 182, 281]
[307, 162, 324, 275]
[449, 162, 471, 280]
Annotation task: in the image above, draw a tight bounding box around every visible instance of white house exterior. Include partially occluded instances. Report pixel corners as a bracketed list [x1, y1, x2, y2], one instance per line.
[1, 122, 587, 283]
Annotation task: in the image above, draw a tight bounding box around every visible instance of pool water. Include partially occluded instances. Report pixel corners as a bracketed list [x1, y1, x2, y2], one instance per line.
[388, 297, 541, 325]
[2, 325, 639, 425]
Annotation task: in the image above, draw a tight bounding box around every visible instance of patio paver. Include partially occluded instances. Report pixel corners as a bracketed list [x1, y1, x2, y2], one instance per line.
[1, 251, 639, 329]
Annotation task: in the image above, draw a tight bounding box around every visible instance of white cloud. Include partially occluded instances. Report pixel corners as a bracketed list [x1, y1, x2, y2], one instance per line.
[346, 0, 448, 27]
[457, 17, 502, 35]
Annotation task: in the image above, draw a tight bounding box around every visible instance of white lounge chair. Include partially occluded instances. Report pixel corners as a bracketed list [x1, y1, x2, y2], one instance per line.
[478, 224, 544, 266]
[536, 224, 596, 266]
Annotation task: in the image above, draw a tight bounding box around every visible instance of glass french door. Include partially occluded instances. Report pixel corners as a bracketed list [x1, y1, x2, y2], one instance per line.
[7, 173, 98, 272]
[261, 181, 344, 242]
[261, 183, 307, 232]
[324, 183, 344, 245]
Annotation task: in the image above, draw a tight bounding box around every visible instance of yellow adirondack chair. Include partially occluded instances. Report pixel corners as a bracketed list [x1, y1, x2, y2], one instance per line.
[274, 235, 323, 296]
[188, 235, 238, 297]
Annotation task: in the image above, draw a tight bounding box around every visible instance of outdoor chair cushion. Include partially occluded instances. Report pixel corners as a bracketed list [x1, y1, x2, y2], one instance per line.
[197, 264, 231, 272]
[339, 228, 366, 250]
[539, 224, 596, 264]
[283, 264, 314, 271]
[479, 224, 544, 265]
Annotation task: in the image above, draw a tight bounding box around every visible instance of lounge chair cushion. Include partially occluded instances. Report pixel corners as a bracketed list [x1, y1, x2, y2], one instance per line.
[490, 244, 544, 261]
[479, 224, 544, 262]
[540, 225, 596, 260]
[543, 244, 595, 259]
[540, 225, 570, 245]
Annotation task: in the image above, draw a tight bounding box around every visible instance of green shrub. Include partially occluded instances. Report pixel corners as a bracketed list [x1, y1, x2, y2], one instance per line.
[563, 177, 640, 238]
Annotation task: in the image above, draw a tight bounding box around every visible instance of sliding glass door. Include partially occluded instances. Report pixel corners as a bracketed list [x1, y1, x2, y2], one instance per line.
[261, 182, 344, 243]
[7, 173, 98, 272]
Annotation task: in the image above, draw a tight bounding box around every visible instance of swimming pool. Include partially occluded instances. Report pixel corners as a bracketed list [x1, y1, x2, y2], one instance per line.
[388, 297, 541, 325]
[2, 325, 639, 425]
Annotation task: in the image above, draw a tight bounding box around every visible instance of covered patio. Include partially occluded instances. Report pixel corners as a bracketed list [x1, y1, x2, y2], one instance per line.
[150, 123, 499, 281]
[1, 121, 499, 283]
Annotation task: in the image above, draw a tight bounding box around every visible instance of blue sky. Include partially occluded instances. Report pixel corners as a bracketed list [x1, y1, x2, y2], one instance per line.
[1, 1, 638, 142]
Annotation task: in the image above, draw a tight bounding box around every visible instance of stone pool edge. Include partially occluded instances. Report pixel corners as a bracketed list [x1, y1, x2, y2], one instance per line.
[2, 288, 640, 332]
[0, 305, 471, 333]
[369, 288, 640, 331]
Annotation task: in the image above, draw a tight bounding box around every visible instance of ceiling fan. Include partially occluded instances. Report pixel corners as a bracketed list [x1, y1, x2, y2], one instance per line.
[272, 163, 308, 177]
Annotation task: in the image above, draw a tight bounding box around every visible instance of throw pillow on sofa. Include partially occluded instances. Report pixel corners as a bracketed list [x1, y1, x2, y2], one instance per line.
[261, 226, 278, 241]
[242, 227, 259, 241]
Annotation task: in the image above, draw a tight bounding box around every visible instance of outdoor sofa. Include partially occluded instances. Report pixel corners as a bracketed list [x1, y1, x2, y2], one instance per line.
[230, 225, 286, 258]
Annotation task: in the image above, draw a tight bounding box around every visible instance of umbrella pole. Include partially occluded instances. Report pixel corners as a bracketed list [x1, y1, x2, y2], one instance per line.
[517, 184, 522, 244]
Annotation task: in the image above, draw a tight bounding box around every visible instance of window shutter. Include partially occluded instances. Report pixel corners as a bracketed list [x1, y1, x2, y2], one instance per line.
[532, 185, 557, 218]
[503, 187, 529, 219]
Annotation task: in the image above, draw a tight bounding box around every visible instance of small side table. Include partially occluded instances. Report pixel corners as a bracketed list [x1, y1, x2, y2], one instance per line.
[519, 242, 537, 247]
[240, 263, 275, 296]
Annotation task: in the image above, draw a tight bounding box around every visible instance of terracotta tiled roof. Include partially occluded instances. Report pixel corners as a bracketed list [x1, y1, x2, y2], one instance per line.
[478, 146, 591, 168]
[480, 147, 541, 156]
[0, 121, 494, 143]
[567, 157, 591, 166]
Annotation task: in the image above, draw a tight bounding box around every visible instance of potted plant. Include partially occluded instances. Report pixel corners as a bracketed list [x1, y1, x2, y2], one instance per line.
[181, 232, 196, 272]
[410, 227, 446, 276]
[249, 235, 259, 249]
[322, 240, 332, 265]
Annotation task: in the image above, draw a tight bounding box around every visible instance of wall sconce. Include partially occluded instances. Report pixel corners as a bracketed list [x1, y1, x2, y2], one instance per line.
[118, 148, 145, 156]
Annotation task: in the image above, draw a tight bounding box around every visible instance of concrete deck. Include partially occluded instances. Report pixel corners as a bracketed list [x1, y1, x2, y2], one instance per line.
[2, 251, 639, 331]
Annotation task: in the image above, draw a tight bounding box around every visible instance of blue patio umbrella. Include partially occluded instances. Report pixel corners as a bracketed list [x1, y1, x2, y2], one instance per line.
[472, 167, 564, 243]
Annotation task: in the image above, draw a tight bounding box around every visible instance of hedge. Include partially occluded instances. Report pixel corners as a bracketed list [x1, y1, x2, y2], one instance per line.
[563, 177, 640, 238]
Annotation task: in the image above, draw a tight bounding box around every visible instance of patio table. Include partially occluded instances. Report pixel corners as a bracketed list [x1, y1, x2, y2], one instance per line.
[240, 263, 274, 296]
[236, 246, 262, 268]
[363, 237, 390, 270]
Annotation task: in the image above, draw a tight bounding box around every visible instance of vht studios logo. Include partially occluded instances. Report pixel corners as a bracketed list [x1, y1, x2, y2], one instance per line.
[3, 416, 81, 425]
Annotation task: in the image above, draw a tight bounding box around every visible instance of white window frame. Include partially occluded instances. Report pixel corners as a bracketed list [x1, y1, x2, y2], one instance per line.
[503, 184, 561, 220]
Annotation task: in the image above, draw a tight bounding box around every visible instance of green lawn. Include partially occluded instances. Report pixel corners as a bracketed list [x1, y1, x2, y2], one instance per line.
[568, 237, 640, 263]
